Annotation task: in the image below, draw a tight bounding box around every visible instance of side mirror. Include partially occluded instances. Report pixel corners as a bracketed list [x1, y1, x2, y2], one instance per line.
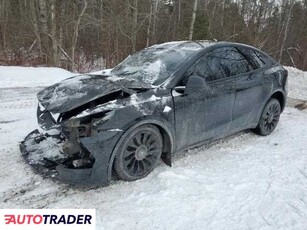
[185, 75, 207, 94]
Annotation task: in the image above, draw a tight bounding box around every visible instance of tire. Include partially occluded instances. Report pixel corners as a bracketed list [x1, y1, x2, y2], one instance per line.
[114, 124, 163, 181]
[254, 98, 281, 136]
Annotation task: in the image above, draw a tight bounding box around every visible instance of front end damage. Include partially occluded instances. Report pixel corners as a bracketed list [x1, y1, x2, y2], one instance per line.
[20, 101, 125, 185]
[20, 125, 121, 186]
[19, 74, 137, 185]
[20, 73, 169, 185]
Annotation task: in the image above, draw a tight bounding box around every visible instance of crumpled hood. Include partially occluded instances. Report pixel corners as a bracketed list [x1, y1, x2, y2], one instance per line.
[37, 74, 123, 113]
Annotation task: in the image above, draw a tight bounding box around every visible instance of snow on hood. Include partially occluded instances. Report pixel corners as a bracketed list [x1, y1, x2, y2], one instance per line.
[89, 68, 113, 76]
[74, 93, 162, 118]
[37, 74, 124, 113]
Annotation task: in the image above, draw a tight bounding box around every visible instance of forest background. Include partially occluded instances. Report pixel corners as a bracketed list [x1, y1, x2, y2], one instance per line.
[0, 0, 306, 72]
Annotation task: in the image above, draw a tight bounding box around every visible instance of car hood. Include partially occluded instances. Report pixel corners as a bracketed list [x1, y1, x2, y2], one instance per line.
[37, 74, 127, 113]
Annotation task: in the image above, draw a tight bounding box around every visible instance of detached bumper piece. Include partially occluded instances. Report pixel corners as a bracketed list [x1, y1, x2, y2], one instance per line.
[20, 129, 95, 184]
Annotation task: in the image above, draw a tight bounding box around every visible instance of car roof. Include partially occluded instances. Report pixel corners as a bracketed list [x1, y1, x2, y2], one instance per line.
[149, 40, 262, 54]
[148, 40, 216, 53]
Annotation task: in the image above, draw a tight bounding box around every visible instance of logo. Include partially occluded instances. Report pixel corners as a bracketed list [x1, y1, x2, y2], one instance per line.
[0, 209, 96, 230]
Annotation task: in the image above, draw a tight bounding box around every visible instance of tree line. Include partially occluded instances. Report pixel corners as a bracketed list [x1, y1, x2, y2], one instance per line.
[0, 0, 307, 72]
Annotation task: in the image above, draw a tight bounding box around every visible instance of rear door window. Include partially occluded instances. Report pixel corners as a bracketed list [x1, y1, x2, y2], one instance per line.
[239, 47, 273, 69]
[179, 51, 228, 85]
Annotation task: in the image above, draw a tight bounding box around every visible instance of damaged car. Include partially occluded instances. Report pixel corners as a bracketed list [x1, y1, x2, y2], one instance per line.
[20, 41, 288, 186]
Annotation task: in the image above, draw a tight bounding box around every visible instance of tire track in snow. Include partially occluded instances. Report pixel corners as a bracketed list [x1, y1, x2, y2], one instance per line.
[0, 88, 38, 109]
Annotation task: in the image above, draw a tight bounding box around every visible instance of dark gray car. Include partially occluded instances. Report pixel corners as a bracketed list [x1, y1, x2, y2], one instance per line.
[20, 41, 288, 186]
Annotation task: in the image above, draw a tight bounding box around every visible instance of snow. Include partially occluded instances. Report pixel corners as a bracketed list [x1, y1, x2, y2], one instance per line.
[172, 89, 184, 97]
[130, 93, 139, 105]
[111, 42, 206, 86]
[148, 95, 161, 101]
[24, 134, 65, 165]
[106, 75, 125, 82]
[38, 74, 91, 107]
[163, 105, 172, 113]
[0, 66, 75, 88]
[76, 99, 121, 118]
[0, 65, 307, 229]
[76, 94, 162, 119]
[142, 59, 165, 83]
[285, 66, 307, 100]
[109, 59, 166, 84]
[151, 41, 187, 49]
[90, 68, 113, 76]
[107, 129, 123, 132]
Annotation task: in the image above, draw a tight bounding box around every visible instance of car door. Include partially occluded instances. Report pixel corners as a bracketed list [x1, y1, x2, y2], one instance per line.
[172, 48, 236, 150]
[230, 47, 270, 132]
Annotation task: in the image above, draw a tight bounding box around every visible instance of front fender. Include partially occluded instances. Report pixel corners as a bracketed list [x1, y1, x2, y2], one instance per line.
[78, 130, 122, 185]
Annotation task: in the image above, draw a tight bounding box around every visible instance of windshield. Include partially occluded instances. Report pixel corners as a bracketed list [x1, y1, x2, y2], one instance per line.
[110, 42, 203, 86]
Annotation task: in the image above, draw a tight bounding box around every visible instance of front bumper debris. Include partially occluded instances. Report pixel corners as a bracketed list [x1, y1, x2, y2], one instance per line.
[20, 129, 65, 179]
[20, 128, 122, 186]
[20, 129, 96, 185]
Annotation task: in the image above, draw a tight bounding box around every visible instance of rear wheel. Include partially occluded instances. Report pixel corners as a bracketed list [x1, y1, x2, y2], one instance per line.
[114, 125, 163, 181]
[254, 98, 281, 136]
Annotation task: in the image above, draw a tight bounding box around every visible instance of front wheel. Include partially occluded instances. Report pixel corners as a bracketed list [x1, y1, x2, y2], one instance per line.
[254, 98, 281, 136]
[114, 125, 163, 181]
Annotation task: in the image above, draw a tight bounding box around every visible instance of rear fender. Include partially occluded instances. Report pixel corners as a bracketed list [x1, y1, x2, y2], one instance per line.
[255, 90, 286, 126]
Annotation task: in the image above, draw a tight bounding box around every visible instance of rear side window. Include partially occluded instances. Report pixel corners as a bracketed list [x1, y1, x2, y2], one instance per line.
[213, 47, 253, 77]
[239, 47, 273, 69]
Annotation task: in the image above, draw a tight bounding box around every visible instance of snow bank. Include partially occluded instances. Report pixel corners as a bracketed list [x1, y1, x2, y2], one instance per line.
[0, 66, 75, 88]
[285, 66, 307, 100]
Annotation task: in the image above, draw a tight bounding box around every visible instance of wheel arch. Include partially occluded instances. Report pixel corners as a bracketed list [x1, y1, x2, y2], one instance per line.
[107, 118, 175, 180]
[271, 90, 286, 112]
[255, 90, 286, 127]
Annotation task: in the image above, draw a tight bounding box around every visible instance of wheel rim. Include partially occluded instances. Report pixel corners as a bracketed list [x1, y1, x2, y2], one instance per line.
[263, 103, 280, 132]
[123, 130, 162, 177]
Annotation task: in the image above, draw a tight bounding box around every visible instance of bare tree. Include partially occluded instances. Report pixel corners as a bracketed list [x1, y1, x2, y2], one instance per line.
[189, 0, 198, 40]
[0, 0, 9, 54]
[131, 0, 138, 52]
[38, 0, 51, 65]
[278, 1, 294, 62]
[50, 0, 58, 66]
[71, 0, 88, 71]
[146, 0, 154, 47]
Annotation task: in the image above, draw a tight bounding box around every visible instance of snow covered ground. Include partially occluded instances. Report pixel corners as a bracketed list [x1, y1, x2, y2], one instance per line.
[0, 66, 306, 229]
[0, 66, 74, 88]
